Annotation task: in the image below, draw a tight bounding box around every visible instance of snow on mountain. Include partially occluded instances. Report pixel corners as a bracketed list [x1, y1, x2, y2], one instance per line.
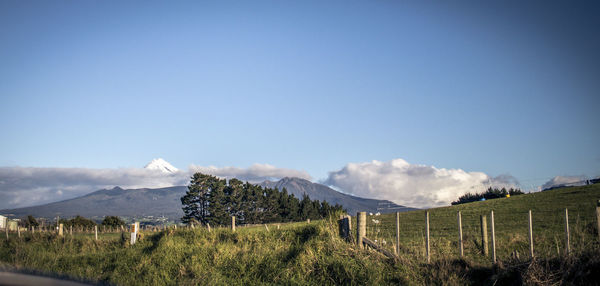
[144, 158, 179, 174]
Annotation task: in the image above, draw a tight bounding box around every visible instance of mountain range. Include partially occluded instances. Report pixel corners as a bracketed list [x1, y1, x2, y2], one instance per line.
[0, 177, 416, 221]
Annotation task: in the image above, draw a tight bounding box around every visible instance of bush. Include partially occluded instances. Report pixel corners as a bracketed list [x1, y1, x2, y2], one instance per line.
[101, 216, 125, 227]
[451, 187, 524, 205]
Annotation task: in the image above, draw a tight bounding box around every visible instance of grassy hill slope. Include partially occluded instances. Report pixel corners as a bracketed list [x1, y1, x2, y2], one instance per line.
[0, 184, 598, 285]
[361, 184, 600, 262]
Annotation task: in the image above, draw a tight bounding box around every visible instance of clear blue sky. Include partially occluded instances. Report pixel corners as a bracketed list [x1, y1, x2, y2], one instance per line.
[1, 0, 599, 188]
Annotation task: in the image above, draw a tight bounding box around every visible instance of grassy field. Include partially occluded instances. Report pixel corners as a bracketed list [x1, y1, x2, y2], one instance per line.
[361, 184, 600, 263]
[0, 184, 599, 285]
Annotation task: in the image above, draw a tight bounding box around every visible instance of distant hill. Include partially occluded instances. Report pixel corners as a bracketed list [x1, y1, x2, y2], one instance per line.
[259, 177, 416, 215]
[0, 177, 417, 221]
[0, 186, 188, 221]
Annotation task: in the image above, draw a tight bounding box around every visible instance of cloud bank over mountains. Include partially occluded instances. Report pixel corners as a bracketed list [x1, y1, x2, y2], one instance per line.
[0, 166, 189, 210]
[0, 161, 312, 209]
[1, 158, 586, 210]
[189, 163, 312, 183]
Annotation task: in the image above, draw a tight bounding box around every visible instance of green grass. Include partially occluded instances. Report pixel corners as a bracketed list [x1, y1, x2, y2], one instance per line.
[0, 184, 599, 285]
[361, 184, 600, 263]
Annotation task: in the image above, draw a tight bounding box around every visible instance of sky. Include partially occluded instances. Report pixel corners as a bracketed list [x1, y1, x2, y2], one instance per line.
[1, 1, 599, 209]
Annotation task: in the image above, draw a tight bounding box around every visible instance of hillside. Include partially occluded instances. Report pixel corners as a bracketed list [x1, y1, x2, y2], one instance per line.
[0, 186, 188, 221]
[361, 183, 600, 263]
[1, 206, 598, 285]
[259, 177, 416, 214]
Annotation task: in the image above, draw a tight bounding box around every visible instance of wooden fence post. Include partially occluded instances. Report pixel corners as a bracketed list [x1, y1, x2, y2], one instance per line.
[480, 215, 488, 256]
[338, 215, 350, 240]
[17, 227, 20, 238]
[231, 216, 236, 232]
[396, 212, 400, 256]
[59, 224, 63, 236]
[596, 200, 600, 241]
[491, 211, 496, 263]
[528, 210, 534, 258]
[70, 225, 73, 236]
[426, 211, 430, 263]
[95, 225, 98, 241]
[357, 212, 366, 249]
[564, 208, 570, 255]
[5, 224, 8, 240]
[458, 211, 464, 257]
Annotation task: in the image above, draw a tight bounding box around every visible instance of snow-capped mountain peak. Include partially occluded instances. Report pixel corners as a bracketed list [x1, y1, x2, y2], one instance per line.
[144, 158, 179, 174]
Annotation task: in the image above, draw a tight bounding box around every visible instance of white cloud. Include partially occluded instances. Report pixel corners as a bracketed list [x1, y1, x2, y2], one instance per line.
[323, 158, 509, 208]
[0, 167, 190, 210]
[189, 163, 311, 183]
[541, 175, 587, 190]
[0, 163, 311, 209]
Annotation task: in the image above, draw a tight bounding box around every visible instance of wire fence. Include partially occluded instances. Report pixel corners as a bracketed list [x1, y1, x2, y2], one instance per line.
[350, 202, 599, 262]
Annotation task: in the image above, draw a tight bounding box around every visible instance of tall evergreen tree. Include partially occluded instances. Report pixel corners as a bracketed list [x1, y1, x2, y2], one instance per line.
[207, 177, 228, 226]
[263, 188, 281, 222]
[181, 173, 214, 225]
[225, 178, 244, 223]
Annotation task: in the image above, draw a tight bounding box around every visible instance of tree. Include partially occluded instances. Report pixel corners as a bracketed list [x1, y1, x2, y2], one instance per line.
[451, 187, 524, 205]
[24, 215, 39, 227]
[181, 172, 346, 225]
[60, 215, 96, 228]
[101, 216, 125, 227]
[299, 193, 315, 220]
[207, 177, 227, 226]
[181, 173, 214, 225]
[225, 178, 244, 223]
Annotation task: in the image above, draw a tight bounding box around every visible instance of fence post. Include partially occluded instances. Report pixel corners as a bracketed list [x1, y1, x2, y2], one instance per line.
[458, 211, 464, 257]
[528, 210, 534, 258]
[426, 211, 430, 263]
[480, 215, 488, 256]
[17, 226, 20, 238]
[231, 216, 236, 232]
[564, 208, 570, 255]
[5, 224, 8, 240]
[596, 200, 600, 241]
[95, 225, 98, 241]
[338, 215, 350, 240]
[346, 215, 352, 238]
[59, 224, 64, 236]
[396, 212, 400, 256]
[130, 222, 139, 245]
[357, 212, 366, 249]
[491, 211, 496, 263]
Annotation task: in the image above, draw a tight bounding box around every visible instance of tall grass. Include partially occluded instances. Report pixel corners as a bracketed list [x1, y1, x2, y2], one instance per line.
[1, 184, 599, 285]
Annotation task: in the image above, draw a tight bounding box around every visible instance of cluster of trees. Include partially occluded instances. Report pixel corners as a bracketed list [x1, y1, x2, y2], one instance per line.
[59, 215, 99, 228]
[451, 187, 524, 205]
[181, 173, 344, 226]
[19, 215, 125, 228]
[19, 215, 40, 228]
[101, 216, 126, 227]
